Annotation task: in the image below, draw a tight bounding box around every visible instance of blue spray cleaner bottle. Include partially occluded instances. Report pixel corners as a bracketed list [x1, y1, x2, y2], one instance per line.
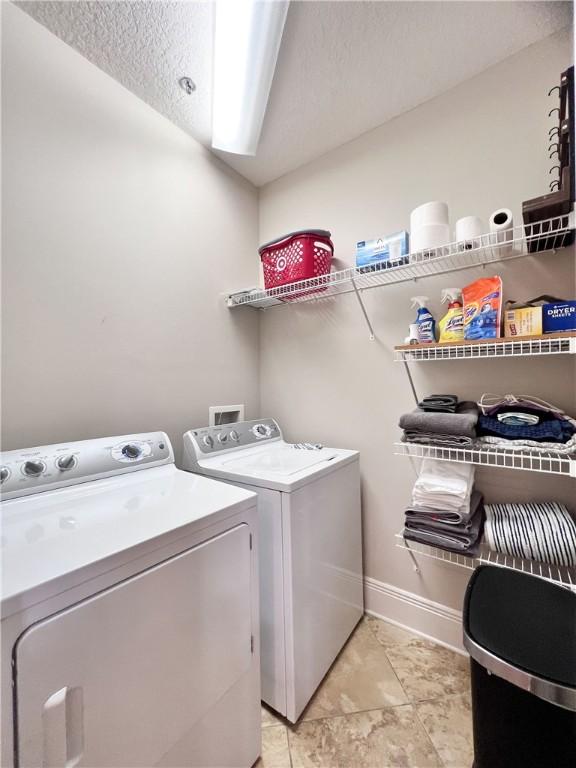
[411, 296, 436, 343]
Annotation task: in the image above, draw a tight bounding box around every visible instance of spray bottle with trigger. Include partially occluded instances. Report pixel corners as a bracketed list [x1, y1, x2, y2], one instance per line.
[410, 296, 436, 343]
[438, 288, 464, 343]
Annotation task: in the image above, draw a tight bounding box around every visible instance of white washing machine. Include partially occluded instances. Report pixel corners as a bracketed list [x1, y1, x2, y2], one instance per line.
[1, 432, 260, 768]
[182, 418, 364, 722]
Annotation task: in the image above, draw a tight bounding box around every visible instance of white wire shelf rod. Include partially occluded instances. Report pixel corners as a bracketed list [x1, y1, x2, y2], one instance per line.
[394, 336, 576, 361]
[227, 212, 574, 309]
[394, 533, 576, 591]
[393, 442, 576, 477]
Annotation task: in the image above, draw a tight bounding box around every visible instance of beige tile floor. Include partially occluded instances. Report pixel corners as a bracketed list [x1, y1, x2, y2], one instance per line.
[257, 616, 473, 768]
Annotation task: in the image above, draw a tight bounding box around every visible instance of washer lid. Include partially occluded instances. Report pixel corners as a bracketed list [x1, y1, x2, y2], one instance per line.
[1, 465, 256, 617]
[220, 446, 339, 476]
[198, 444, 359, 491]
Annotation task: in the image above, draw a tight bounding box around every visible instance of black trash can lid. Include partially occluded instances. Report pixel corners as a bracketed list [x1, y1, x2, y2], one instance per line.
[464, 566, 576, 688]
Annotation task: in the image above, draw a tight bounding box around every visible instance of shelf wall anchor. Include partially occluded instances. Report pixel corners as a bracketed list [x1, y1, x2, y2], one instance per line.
[351, 279, 375, 340]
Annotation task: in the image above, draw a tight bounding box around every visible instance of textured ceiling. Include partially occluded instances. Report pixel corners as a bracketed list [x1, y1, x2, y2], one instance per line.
[16, 1, 214, 145]
[17, 1, 573, 186]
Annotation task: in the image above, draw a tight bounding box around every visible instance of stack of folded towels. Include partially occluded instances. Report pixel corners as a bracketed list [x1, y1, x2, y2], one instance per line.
[399, 393, 576, 454]
[484, 501, 576, 566]
[399, 395, 479, 447]
[403, 459, 484, 556]
[476, 395, 576, 455]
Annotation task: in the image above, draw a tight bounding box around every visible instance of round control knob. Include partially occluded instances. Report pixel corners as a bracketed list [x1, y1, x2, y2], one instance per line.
[23, 460, 45, 477]
[121, 444, 141, 460]
[202, 435, 214, 449]
[252, 423, 272, 438]
[217, 433, 228, 444]
[56, 455, 76, 471]
[0, 467, 10, 484]
[229, 430, 239, 442]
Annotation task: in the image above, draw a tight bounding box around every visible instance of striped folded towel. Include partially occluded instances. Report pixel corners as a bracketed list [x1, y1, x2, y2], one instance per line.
[484, 502, 576, 567]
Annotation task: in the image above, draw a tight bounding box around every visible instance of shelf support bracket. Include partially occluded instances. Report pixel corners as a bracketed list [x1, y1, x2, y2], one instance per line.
[403, 361, 420, 406]
[351, 280, 375, 340]
[404, 542, 421, 574]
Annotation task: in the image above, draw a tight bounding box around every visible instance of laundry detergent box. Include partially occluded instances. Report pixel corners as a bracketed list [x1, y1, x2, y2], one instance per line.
[462, 276, 503, 340]
[504, 305, 542, 337]
[356, 231, 409, 272]
[542, 300, 576, 333]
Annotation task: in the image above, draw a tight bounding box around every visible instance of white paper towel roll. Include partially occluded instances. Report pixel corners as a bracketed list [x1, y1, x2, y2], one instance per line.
[455, 216, 485, 251]
[410, 201, 449, 229]
[489, 208, 514, 255]
[410, 202, 450, 253]
[411, 223, 450, 253]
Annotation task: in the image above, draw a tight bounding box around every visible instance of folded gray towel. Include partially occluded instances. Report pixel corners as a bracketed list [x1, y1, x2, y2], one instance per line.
[403, 432, 473, 447]
[399, 401, 479, 438]
[403, 519, 482, 556]
[419, 394, 459, 413]
[406, 490, 484, 526]
[420, 405, 457, 413]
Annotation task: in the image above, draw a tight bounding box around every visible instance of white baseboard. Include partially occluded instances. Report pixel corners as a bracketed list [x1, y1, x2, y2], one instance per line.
[363, 576, 466, 655]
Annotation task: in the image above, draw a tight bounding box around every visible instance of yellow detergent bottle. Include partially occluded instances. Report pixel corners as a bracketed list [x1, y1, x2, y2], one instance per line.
[438, 288, 464, 342]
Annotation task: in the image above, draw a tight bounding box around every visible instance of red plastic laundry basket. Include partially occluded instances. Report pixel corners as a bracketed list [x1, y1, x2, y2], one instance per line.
[259, 229, 333, 298]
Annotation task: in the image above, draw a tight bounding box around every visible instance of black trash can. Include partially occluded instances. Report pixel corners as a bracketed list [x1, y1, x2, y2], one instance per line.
[463, 565, 576, 768]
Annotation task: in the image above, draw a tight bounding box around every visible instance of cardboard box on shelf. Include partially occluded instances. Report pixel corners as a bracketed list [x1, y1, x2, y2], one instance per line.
[504, 306, 542, 337]
[542, 301, 576, 333]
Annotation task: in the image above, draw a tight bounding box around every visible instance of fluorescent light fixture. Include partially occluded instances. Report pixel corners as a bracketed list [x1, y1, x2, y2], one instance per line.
[212, 0, 289, 156]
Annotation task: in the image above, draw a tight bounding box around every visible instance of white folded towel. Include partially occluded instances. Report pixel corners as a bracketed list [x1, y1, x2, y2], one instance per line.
[412, 459, 475, 511]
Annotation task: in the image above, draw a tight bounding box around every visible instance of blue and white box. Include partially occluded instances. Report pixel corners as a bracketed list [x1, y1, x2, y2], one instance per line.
[356, 231, 409, 271]
[542, 300, 576, 333]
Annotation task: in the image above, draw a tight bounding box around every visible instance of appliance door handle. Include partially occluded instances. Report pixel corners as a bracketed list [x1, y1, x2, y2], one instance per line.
[42, 686, 84, 768]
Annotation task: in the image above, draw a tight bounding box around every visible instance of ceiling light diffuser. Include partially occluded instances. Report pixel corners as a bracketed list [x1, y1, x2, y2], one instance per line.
[212, 0, 289, 156]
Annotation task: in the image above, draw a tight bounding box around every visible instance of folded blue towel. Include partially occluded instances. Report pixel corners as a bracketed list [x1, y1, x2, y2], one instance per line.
[477, 415, 575, 443]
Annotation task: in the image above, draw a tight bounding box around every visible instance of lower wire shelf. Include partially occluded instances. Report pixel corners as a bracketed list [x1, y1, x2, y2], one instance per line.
[394, 333, 576, 362]
[394, 441, 576, 476]
[395, 533, 576, 591]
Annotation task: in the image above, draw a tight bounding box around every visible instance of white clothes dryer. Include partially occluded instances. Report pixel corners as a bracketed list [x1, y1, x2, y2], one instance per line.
[182, 419, 363, 722]
[1, 432, 260, 768]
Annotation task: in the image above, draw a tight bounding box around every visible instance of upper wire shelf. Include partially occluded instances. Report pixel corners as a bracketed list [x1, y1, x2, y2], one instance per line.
[394, 332, 576, 361]
[395, 533, 576, 592]
[227, 213, 574, 309]
[394, 441, 576, 477]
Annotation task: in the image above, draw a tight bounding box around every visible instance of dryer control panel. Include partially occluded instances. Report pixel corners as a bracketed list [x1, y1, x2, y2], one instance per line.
[0, 432, 173, 500]
[185, 419, 282, 458]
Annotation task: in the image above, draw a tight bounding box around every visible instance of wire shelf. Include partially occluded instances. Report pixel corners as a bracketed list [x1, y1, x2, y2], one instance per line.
[394, 333, 576, 361]
[393, 441, 576, 477]
[395, 532, 576, 592]
[227, 213, 574, 309]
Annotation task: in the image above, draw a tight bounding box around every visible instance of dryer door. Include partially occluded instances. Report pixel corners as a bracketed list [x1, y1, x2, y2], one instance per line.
[14, 524, 257, 767]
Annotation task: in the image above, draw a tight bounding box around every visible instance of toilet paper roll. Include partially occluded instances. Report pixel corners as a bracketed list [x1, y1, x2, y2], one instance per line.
[410, 201, 449, 230]
[455, 216, 485, 251]
[411, 222, 450, 254]
[490, 208, 514, 255]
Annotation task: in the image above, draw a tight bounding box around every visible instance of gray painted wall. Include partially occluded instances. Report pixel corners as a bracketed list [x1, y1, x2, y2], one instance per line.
[1, 3, 261, 460]
[258, 28, 576, 612]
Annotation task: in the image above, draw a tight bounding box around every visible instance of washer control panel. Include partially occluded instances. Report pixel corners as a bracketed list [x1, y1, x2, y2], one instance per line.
[187, 419, 281, 456]
[0, 432, 173, 500]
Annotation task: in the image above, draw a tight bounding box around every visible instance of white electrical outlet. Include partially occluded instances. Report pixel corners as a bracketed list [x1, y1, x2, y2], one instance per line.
[209, 405, 245, 426]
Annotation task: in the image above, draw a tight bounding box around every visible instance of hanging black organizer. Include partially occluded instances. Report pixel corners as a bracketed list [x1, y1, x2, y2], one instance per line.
[523, 65, 575, 252]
